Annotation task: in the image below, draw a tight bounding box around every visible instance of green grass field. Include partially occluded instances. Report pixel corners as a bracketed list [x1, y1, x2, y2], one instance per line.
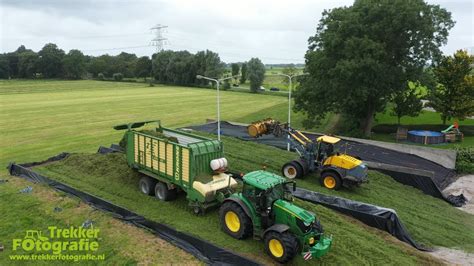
[1, 79, 472, 265]
[237, 67, 305, 91]
[0, 80, 324, 167]
[0, 177, 198, 265]
[375, 108, 474, 126]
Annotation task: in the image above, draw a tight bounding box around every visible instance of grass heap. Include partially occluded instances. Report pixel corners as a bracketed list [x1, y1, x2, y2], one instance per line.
[33, 142, 459, 265]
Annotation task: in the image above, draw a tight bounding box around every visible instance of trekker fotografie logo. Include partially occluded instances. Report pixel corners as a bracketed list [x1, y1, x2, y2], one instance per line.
[9, 226, 105, 261]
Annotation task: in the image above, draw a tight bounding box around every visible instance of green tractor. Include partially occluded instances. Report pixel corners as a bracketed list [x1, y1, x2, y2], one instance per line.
[219, 170, 332, 263]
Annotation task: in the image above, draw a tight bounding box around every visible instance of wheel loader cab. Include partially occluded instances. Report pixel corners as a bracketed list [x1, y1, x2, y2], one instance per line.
[316, 135, 341, 163]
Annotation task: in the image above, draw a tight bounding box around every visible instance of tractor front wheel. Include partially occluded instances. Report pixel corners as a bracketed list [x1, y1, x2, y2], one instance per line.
[139, 176, 156, 196]
[282, 161, 303, 179]
[264, 231, 298, 263]
[154, 182, 177, 201]
[320, 172, 342, 190]
[219, 202, 252, 239]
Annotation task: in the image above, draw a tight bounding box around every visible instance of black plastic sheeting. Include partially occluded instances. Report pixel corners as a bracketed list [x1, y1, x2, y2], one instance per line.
[7, 155, 260, 266]
[97, 145, 124, 154]
[185, 121, 465, 206]
[293, 188, 430, 251]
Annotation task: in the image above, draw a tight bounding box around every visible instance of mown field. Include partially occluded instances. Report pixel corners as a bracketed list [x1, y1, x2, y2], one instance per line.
[0, 177, 199, 265]
[0, 79, 325, 167]
[1, 80, 472, 265]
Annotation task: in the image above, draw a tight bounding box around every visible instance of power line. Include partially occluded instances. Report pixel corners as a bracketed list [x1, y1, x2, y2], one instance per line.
[171, 43, 302, 62]
[3, 33, 150, 41]
[82, 45, 151, 52]
[166, 31, 304, 62]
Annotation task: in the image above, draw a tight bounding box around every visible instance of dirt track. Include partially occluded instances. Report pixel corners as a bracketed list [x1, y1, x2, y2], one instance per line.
[443, 175, 474, 215]
[431, 247, 474, 266]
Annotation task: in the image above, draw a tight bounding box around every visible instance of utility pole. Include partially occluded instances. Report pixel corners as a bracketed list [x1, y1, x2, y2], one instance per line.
[273, 73, 308, 151]
[150, 24, 168, 52]
[196, 75, 240, 141]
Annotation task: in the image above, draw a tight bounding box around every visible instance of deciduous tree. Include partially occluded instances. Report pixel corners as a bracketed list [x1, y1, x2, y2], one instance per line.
[135, 56, 152, 79]
[231, 63, 240, 83]
[194, 50, 224, 86]
[0, 55, 10, 79]
[63, 49, 86, 79]
[391, 82, 424, 125]
[240, 63, 248, 84]
[247, 58, 265, 92]
[38, 43, 65, 78]
[18, 51, 39, 78]
[295, 0, 454, 136]
[428, 50, 474, 124]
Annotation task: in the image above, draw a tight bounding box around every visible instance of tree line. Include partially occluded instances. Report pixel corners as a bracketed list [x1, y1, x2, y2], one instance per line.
[0, 43, 267, 90]
[0, 43, 150, 80]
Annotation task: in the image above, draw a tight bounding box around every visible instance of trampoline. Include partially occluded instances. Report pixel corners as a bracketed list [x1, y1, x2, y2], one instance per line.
[407, 130, 445, 144]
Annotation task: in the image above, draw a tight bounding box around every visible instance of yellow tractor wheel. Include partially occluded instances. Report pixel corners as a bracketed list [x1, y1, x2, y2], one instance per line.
[219, 201, 252, 239]
[264, 231, 298, 263]
[225, 211, 241, 233]
[320, 172, 342, 190]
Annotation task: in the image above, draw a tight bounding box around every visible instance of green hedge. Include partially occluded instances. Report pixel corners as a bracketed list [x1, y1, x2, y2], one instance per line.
[455, 146, 474, 174]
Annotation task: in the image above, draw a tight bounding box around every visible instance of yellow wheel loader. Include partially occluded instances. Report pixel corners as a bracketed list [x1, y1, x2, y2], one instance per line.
[248, 118, 368, 190]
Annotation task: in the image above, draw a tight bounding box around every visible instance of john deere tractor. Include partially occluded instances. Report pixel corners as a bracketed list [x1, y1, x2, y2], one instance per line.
[219, 170, 332, 263]
[248, 118, 368, 190]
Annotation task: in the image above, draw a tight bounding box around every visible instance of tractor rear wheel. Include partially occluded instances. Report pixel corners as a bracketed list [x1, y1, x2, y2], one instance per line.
[320, 172, 342, 190]
[282, 161, 303, 179]
[139, 176, 156, 196]
[154, 182, 177, 201]
[264, 231, 298, 263]
[219, 202, 252, 239]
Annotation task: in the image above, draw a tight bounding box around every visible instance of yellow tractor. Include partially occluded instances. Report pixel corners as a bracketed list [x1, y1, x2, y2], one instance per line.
[248, 119, 368, 190]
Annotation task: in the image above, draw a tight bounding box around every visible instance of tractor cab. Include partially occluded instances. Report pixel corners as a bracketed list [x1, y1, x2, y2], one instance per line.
[242, 172, 295, 209]
[241, 172, 295, 228]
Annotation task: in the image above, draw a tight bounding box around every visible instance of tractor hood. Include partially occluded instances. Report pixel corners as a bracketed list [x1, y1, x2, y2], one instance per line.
[273, 199, 315, 224]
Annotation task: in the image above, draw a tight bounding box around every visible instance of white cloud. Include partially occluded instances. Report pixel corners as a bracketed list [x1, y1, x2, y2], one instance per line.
[1, 0, 472, 63]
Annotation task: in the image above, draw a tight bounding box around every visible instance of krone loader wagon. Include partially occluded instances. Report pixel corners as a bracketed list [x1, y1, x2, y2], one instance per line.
[115, 120, 238, 214]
